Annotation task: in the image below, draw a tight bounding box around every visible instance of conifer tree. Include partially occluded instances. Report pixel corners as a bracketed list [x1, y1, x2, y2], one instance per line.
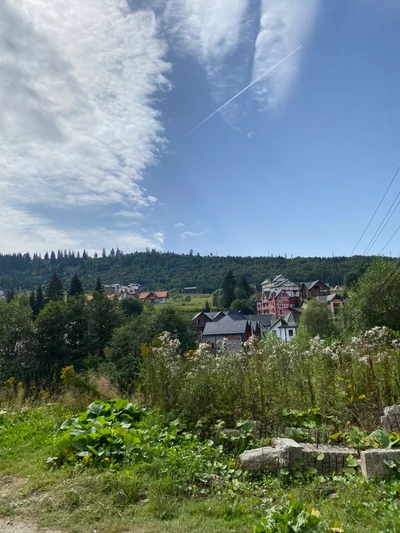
[68, 274, 84, 296]
[95, 276, 103, 293]
[35, 285, 44, 317]
[29, 291, 36, 315]
[221, 270, 236, 308]
[46, 273, 64, 302]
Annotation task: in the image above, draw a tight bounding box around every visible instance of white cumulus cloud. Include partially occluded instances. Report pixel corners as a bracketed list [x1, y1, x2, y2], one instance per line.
[0, 0, 171, 252]
[252, 0, 319, 109]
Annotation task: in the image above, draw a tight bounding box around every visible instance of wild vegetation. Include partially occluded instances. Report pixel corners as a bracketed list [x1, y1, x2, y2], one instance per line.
[0, 249, 375, 292]
[1, 259, 400, 531]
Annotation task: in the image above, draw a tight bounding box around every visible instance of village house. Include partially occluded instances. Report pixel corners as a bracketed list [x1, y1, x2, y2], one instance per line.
[269, 311, 300, 343]
[316, 293, 345, 320]
[257, 275, 301, 317]
[300, 280, 330, 301]
[183, 287, 198, 294]
[201, 310, 262, 351]
[192, 311, 225, 335]
[139, 291, 169, 304]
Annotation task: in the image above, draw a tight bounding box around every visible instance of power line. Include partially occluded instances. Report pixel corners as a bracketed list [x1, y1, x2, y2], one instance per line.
[378, 223, 400, 256]
[341, 259, 400, 337]
[350, 165, 400, 256]
[363, 193, 400, 255]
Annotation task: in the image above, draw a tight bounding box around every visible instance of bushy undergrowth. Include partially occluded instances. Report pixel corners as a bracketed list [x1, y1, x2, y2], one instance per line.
[140, 328, 400, 431]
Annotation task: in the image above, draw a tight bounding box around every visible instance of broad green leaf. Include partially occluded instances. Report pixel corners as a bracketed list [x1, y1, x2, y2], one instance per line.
[369, 430, 390, 449]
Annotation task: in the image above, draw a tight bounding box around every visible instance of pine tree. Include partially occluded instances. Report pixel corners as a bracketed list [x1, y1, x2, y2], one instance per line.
[235, 274, 253, 300]
[29, 291, 36, 315]
[221, 270, 236, 308]
[102, 247, 107, 258]
[95, 276, 103, 293]
[68, 274, 84, 296]
[35, 285, 44, 317]
[203, 300, 211, 312]
[46, 273, 64, 302]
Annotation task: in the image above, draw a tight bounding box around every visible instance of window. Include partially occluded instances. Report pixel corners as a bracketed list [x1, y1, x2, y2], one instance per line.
[289, 330, 294, 337]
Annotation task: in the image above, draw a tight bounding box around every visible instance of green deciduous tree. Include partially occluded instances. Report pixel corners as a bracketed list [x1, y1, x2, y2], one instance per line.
[119, 298, 144, 318]
[87, 292, 122, 357]
[298, 299, 337, 339]
[0, 298, 36, 382]
[231, 298, 256, 315]
[343, 259, 400, 334]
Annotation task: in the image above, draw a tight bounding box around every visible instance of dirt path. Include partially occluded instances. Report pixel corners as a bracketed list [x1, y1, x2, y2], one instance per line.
[0, 518, 61, 533]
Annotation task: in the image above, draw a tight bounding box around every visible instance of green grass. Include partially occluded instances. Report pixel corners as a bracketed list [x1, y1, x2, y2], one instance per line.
[1, 403, 400, 533]
[168, 294, 213, 313]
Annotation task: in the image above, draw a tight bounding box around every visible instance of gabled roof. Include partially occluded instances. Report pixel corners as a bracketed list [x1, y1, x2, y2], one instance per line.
[244, 314, 274, 328]
[192, 311, 220, 321]
[139, 291, 168, 300]
[302, 280, 329, 290]
[316, 293, 343, 303]
[283, 311, 299, 326]
[203, 315, 250, 336]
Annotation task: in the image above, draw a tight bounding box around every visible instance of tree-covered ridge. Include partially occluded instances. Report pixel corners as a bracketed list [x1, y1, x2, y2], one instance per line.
[0, 249, 377, 291]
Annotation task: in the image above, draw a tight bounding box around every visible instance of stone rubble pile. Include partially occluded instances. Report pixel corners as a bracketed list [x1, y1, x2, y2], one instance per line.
[238, 405, 400, 479]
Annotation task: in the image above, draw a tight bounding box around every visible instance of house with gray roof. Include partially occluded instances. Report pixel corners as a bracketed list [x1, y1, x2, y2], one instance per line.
[202, 311, 258, 351]
[300, 280, 329, 301]
[315, 293, 345, 320]
[269, 311, 300, 343]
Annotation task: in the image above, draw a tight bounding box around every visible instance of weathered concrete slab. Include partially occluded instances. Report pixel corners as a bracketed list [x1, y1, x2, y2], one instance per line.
[361, 449, 400, 478]
[238, 446, 285, 472]
[239, 440, 358, 475]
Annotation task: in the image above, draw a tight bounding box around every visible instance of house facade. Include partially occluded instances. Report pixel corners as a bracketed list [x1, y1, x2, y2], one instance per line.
[139, 291, 168, 304]
[192, 311, 224, 335]
[316, 293, 345, 320]
[301, 280, 330, 301]
[257, 275, 301, 316]
[269, 311, 299, 343]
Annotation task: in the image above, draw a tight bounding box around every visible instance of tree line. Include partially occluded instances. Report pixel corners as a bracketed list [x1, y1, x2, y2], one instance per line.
[0, 249, 376, 292]
[0, 273, 197, 390]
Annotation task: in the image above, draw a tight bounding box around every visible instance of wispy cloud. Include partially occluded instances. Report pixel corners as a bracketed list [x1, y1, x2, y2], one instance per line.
[113, 210, 143, 219]
[0, 0, 170, 252]
[252, 0, 319, 109]
[163, 0, 252, 124]
[174, 222, 185, 228]
[164, 0, 250, 64]
[181, 228, 211, 238]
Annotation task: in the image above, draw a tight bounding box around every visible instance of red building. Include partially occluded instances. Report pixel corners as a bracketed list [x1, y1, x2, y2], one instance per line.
[257, 275, 301, 317]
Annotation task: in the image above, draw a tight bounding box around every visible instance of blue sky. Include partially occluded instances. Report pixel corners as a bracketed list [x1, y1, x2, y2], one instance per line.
[1, 0, 400, 257]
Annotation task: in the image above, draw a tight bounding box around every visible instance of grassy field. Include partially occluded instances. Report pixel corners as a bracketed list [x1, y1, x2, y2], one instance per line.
[1, 402, 400, 533]
[168, 294, 213, 314]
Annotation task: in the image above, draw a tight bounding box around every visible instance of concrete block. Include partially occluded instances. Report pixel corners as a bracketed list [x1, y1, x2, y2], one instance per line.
[238, 447, 285, 472]
[361, 449, 400, 478]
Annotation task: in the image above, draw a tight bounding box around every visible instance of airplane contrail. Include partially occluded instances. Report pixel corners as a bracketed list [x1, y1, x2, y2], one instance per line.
[185, 45, 303, 137]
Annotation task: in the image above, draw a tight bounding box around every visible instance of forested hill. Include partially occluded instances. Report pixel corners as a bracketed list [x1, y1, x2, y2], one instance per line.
[0, 251, 378, 292]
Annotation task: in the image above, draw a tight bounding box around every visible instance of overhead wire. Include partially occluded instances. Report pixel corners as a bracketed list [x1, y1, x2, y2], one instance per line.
[363, 191, 400, 255]
[341, 259, 400, 337]
[350, 165, 400, 256]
